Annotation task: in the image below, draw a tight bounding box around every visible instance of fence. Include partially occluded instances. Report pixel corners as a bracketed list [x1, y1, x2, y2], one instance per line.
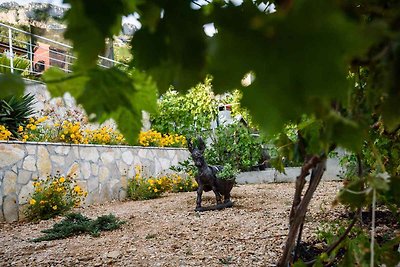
[0, 22, 125, 76]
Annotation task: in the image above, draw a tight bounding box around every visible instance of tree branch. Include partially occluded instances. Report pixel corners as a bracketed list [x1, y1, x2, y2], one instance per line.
[277, 156, 326, 267]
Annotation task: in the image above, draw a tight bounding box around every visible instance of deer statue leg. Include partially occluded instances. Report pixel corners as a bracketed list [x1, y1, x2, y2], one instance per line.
[212, 185, 223, 205]
[224, 192, 231, 203]
[196, 184, 204, 211]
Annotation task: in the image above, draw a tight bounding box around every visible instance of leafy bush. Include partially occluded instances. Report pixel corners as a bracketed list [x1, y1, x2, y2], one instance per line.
[25, 173, 87, 221]
[170, 159, 198, 178]
[216, 163, 238, 181]
[0, 94, 36, 137]
[206, 123, 263, 172]
[32, 213, 125, 242]
[151, 78, 219, 137]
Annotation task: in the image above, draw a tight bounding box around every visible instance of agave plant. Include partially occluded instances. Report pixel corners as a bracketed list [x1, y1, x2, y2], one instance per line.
[0, 94, 36, 137]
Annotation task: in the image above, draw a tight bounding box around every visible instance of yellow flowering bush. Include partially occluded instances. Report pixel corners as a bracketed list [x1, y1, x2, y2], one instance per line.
[0, 125, 12, 140]
[138, 130, 187, 148]
[15, 117, 127, 145]
[25, 173, 87, 221]
[169, 173, 198, 193]
[59, 120, 84, 144]
[19, 116, 49, 142]
[84, 126, 126, 145]
[127, 165, 197, 200]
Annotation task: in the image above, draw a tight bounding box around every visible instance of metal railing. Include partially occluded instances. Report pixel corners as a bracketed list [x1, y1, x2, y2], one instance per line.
[0, 22, 126, 76]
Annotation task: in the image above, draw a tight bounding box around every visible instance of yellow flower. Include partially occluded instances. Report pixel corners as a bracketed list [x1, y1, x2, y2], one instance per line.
[40, 200, 46, 205]
[29, 199, 36, 205]
[74, 185, 81, 193]
[59, 177, 65, 183]
[52, 205, 57, 210]
[30, 125, 37, 130]
[154, 188, 158, 193]
[18, 125, 23, 132]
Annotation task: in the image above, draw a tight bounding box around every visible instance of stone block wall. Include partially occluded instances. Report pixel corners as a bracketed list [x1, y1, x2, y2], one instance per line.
[0, 141, 190, 222]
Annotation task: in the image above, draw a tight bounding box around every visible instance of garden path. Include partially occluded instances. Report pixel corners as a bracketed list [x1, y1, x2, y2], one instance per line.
[0, 181, 343, 266]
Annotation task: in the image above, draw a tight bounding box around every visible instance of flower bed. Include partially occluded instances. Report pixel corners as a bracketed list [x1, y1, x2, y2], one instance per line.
[0, 141, 190, 222]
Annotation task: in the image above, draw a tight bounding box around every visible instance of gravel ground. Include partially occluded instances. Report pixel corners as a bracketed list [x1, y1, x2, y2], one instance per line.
[0, 181, 344, 267]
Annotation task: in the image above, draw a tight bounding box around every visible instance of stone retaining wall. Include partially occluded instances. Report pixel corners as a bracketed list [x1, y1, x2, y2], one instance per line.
[0, 141, 190, 222]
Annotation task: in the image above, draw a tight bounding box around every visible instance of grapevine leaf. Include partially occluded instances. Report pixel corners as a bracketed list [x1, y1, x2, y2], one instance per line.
[110, 107, 140, 145]
[381, 42, 400, 132]
[64, 0, 135, 69]
[209, 0, 369, 136]
[338, 179, 367, 209]
[388, 176, 400, 206]
[130, 70, 158, 115]
[42, 68, 87, 98]
[0, 74, 25, 98]
[133, 1, 207, 92]
[323, 112, 366, 152]
[78, 68, 134, 121]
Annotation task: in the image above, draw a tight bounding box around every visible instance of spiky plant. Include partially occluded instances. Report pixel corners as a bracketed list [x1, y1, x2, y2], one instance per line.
[0, 94, 36, 136]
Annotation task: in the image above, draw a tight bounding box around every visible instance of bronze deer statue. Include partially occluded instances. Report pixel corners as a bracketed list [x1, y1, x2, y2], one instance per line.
[187, 137, 234, 212]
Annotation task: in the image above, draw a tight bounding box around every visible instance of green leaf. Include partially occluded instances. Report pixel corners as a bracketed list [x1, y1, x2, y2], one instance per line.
[64, 0, 135, 69]
[78, 68, 134, 120]
[130, 69, 158, 115]
[0, 74, 25, 98]
[323, 111, 366, 152]
[338, 179, 367, 209]
[388, 176, 400, 206]
[208, 0, 369, 135]
[133, 1, 207, 92]
[42, 68, 87, 98]
[110, 107, 140, 145]
[368, 175, 389, 192]
[380, 40, 400, 132]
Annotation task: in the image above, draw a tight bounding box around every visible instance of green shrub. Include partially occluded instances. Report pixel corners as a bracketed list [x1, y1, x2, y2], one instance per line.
[206, 123, 263, 172]
[32, 213, 125, 242]
[25, 173, 87, 221]
[216, 163, 238, 181]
